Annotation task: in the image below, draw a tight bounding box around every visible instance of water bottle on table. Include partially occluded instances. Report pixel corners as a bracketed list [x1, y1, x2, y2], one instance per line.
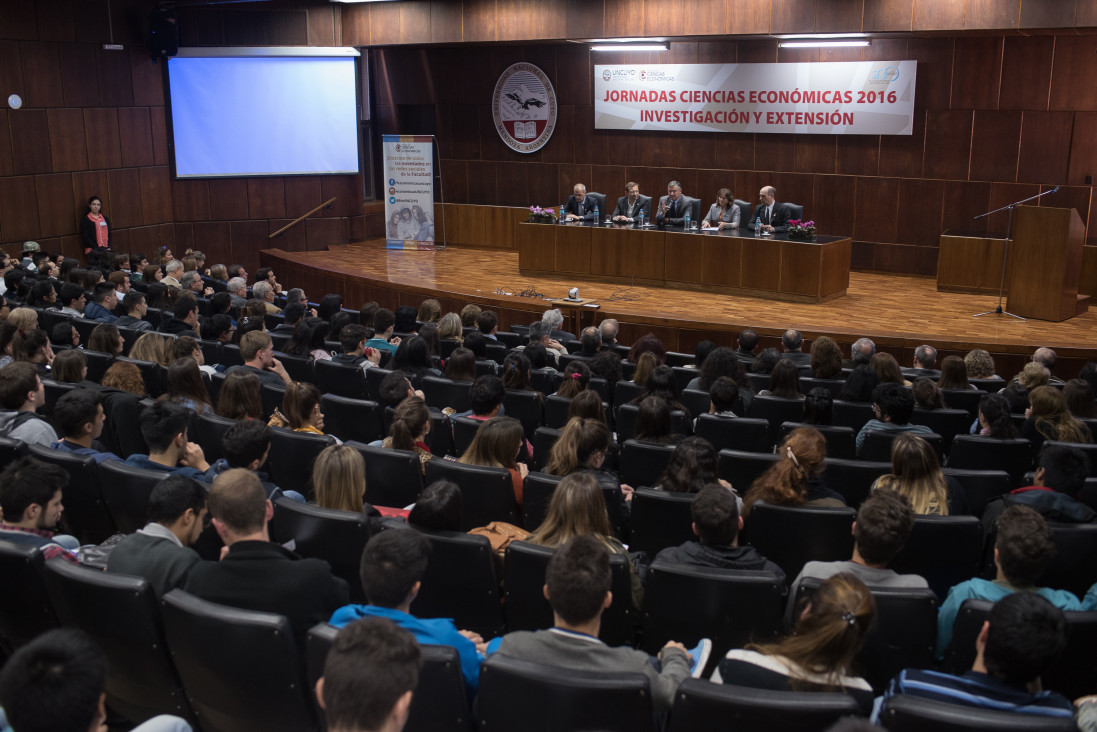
[684, 208, 691, 230]
[593, 203, 600, 225]
[637, 208, 644, 228]
[755, 216, 762, 237]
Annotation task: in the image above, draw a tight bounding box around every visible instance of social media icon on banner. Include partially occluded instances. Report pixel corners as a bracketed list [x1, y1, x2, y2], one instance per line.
[389, 178, 396, 186]
[389, 197, 396, 204]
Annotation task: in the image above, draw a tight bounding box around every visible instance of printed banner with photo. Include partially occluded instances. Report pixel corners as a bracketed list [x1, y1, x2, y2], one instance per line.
[595, 61, 917, 135]
[383, 135, 437, 250]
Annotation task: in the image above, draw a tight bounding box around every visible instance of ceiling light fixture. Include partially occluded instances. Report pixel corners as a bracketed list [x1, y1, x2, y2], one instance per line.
[779, 40, 870, 48]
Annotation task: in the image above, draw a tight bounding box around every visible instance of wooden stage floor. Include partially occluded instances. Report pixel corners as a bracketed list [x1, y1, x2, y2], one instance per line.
[263, 241, 1097, 372]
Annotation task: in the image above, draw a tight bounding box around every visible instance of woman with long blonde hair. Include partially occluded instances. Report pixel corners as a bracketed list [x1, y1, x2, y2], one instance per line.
[872, 432, 967, 515]
[744, 427, 840, 516]
[129, 332, 171, 365]
[312, 444, 366, 513]
[631, 351, 657, 387]
[459, 416, 528, 505]
[438, 312, 464, 345]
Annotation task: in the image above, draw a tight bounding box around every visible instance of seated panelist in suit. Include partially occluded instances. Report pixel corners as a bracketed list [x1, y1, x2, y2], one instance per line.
[750, 185, 793, 233]
[701, 187, 740, 230]
[564, 183, 598, 222]
[612, 181, 650, 223]
[656, 180, 694, 227]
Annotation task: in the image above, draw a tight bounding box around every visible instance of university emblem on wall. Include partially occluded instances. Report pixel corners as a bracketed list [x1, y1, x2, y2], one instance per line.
[492, 63, 557, 153]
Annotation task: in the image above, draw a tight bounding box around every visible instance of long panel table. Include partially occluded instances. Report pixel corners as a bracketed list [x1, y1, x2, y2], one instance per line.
[517, 221, 851, 303]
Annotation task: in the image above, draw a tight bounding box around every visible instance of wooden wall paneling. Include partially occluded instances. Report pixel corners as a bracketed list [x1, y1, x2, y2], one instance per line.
[554, 45, 591, 109]
[895, 178, 946, 246]
[697, 40, 737, 65]
[589, 164, 627, 204]
[1076, 1, 1097, 25]
[95, 46, 134, 107]
[82, 108, 122, 170]
[771, 0, 816, 34]
[793, 134, 837, 175]
[10, 110, 52, 175]
[863, 0, 914, 31]
[284, 176, 323, 220]
[566, 0, 604, 40]
[304, 218, 349, 251]
[320, 176, 355, 219]
[1019, 0, 1077, 28]
[246, 178, 287, 220]
[20, 42, 64, 108]
[221, 9, 308, 46]
[71, 170, 108, 220]
[430, 2, 464, 44]
[554, 225, 591, 274]
[674, 132, 716, 172]
[736, 40, 778, 64]
[1016, 111, 1072, 184]
[0, 111, 13, 178]
[604, 0, 641, 35]
[576, 109, 611, 167]
[913, 0, 966, 30]
[106, 168, 142, 228]
[0, 43, 26, 110]
[727, 0, 772, 34]
[441, 159, 469, 205]
[191, 221, 232, 266]
[47, 108, 88, 172]
[694, 169, 726, 204]
[306, 4, 336, 46]
[771, 173, 815, 219]
[139, 166, 172, 225]
[174, 222, 194, 255]
[449, 105, 481, 161]
[495, 0, 536, 42]
[467, 160, 499, 206]
[116, 108, 154, 168]
[59, 43, 99, 107]
[714, 132, 756, 172]
[0, 176, 40, 241]
[985, 182, 1039, 236]
[34, 173, 75, 238]
[873, 242, 934, 275]
[339, 5, 369, 46]
[853, 176, 900, 243]
[965, 0, 1020, 29]
[999, 36, 1053, 111]
[969, 110, 1021, 182]
[950, 37, 1002, 110]
[1081, 245, 1097, 296]
[907, 38, 954, 111]
[850, 240, 874, 269]
[1068, 112, 1097, 187]
[495, 162, 529, 208]
[2, 4, 38, 41]
[556, 163, 593, 204]
[526, 163, 560, 208]
[1050, 35, 1097, 113]
[814, 0, 867, 32]
[129, 47, 164, 107]
[878, 110, 926, 178]
[229, 220, 270, 273]
[443, 203, 485, 246]
[149, 107, 169, 166]
[754, 133, 797, 175]
[812, 174, 857, 238]
[836, 135, 880, 176]
[664, 232, 703, 283]
[462, 0, 497, 43]
[207, 179, 249, 221]
[941, 180, 991, 235]
[1045, 187, 1092, 244]
[36, 0, 76, 42]
[483, 207, 522, 249]
[643, 0, 694, 37]
[171, 179, 210, 222]
[922, 110, 972, 180]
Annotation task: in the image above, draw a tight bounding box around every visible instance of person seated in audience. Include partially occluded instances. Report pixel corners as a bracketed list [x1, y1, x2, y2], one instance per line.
[392, 305, 418, 336]
[881, 592, 1074, 722]
[542, 308, 575, 343]
[855, 382, 933, 456]
[407, 480, 462, 531]
[567, 389, 607, 423]
[751, 347, 780, 375]
[789, 489, 926, 620]
[1063, 378, 1097, 419]
[227, 331, 291, 388]
[903, 344, 939, 379]
[331, 323, 381, 372]
[655, 437, 730, 494]
[627, 333, 666, 366]
[312, 444, 373, 513]
[1023, 347, 1066, 387]
[839, 337, 874, 370]
[49, 322, 79, 353]
[871, 352, 910, 387]
[329, 529, 486, 692]
[83, 282, 119, 323]
[214, 370, 262, 421]
[158, 294, 200, 339]
[161, 259, 184, 288]
[544, 417, 633, 513]
[6, 307, 39, 333]
[463, 331, 502, 375]
[685, 347, 751, 405]
[15, 328, 54, 378]
[417, 322, 440, 359]
[779, 329, 811, 369]
[108, 269, 131, 299]
[563, 182, 597, 222]
[495, 534, 703, 712]
[49, 348, 89, 385]
[125, 401, 212, 482]
[0, 362, 56, 446]
[171, 335, 217, 377]
[475, 309, 498, 340]
[656, 482, 782, 577]
[712, 573, 876, 715]
[911, 377, 946, 410]
[199, 313, 234, 346]
[598, 318, 620, 347]
[0, 629, 193, 732]
[964, 348, 998, 380]
[443, 347, 476, 382]
[100, 360, 146, 397]
[269, 381, 335, 441]
[458, 416, 528, 505]
[158, 357, 214, 416]
[226, 276, 248, 308]
[1012, 360, 1051, 394]
[185, 469, 348, 640]
[936, 355, 975, 391]
[974, 392, 1020, 437]
[704, 376, 740, 419]
[205, 420, 300, 502]
[982, 443, 1095, 526]
[1022, 385, 1091, 456]
[415, 297, 441, 325]
[744, 427, 841, 517]
[553, 361, 590, 399]
[871, 433, 967, 515]
[51, 390, 120, 463]
[809, 336, 844, 379]
[273, 302, 306, 335]
[58, 282, 86, 318]
[315, 618, 419, 732]
[252, 281, 280, 315]
[24, 280, 57, 310]
[802, 388, 833, 425]
[516, 320, 566, 367]
[936, 505, 1084, 658]
[630, 364, 692, 420]
[437, 311, 463, 345]
[105, 475, 206, 597]
[284, 316, 332, 362]
[142, 263, 164, 286]
[0, 455, 76, 561]
[378, 371, 423, 410]
[568, 326, 601, 360]
[588, 349, 621, 394]
[382, 396, 433, 471]
[87, 323, 123, 358]
[629, 395, 679, 445]
[749, 185, 792, 233]
[630, 351, 657, 387]
[759, 358, 804, 399]
[458, 303, 481, 328]
[366, 308, 401, 356]
[501, 352, 534, 392]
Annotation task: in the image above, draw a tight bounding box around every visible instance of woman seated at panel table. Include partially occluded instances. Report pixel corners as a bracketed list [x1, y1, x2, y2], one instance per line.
[701, 187, 740, 230]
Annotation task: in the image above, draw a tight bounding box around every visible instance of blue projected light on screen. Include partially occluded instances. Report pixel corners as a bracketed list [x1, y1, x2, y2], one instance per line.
[168, 54, 359, 178]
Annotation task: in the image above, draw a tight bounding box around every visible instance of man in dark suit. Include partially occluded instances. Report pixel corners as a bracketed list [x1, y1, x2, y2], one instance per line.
[183, 468, 349, 641]
[750, 186, 793, 233]
[612, 181, 651, 223]
[564, 183, 597, 221]
[902, 344, 940, 379]
[656, 180, 696, 227]
[780, 329, 812, 368]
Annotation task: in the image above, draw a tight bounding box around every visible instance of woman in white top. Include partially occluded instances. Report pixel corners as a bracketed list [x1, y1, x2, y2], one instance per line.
[712, 572, 877, 715]
[701, 188, 740, 230]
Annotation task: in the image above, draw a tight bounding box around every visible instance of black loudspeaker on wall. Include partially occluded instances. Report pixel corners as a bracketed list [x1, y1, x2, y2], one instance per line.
[148, 9, 178, 58]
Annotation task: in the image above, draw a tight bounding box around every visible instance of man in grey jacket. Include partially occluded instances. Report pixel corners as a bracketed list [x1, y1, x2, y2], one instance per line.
[493, 534, 706, 712]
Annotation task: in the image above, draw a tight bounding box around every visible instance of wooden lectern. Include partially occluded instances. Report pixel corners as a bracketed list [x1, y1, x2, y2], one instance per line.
[1006, 206, 1087, 322]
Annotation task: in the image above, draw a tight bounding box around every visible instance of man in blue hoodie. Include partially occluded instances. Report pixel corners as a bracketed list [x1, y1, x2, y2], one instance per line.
[83, 282, 119, 323]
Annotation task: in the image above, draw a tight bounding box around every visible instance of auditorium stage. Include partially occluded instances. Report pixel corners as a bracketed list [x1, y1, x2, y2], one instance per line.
[261, 240, 1097, 377]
